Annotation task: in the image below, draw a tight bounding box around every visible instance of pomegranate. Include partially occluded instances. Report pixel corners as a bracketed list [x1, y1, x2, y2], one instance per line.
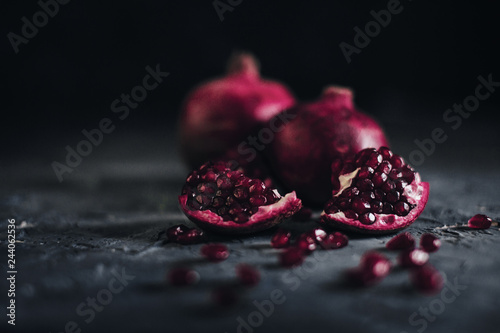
[420, 233, 441, 253]
[266, 86, 389, 205]
[468, 214, 492, 229]
[179, 52, 296, 168]
[201, 244, 229, 262]
[410, 265, 443, 294]
[346, 251, 391, 287]
[386, 232, 415, 251]
[320, 147, 429, 234]
[236, 264, 260, 287]
[178, 161, 302, 234]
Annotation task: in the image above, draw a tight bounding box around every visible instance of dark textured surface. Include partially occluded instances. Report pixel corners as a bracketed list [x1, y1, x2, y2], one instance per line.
[1, 108, 500, 333]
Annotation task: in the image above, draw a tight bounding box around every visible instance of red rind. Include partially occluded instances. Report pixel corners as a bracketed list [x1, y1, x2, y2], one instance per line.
[319, 182, 429, 234]
[179, 191, 302, 234]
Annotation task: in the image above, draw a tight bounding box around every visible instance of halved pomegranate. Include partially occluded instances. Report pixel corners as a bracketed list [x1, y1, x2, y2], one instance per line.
[320, 147, 429, 234]
[178, 161, 302, 234]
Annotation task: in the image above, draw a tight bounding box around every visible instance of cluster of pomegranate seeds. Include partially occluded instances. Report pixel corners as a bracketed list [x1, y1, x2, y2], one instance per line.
[410, 265, 444, 294]
[182, 161, 280, 223]
[271, 228, 292, 248]
[166, 224, 205, 244]
[468, 214, 492, 229]
[236, 264, 261, 287]
[385, 232, 415, 250]
[320, 232, 349, 249]
[326, 147, 417, 224]
[420, 233, 441, 252]
[346, 252, 391, 286]
[201, 244, 230, 262]
[398, 248, 429, 268]
[168, 267, 200, 286]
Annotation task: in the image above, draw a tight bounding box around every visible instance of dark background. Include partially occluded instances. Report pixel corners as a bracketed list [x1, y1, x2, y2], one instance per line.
[2, 0, 499, 149]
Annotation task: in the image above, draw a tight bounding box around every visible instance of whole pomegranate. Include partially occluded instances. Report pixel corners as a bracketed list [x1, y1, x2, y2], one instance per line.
[179, 52, 296, 168]
[266, 86, 389, 205]
[178, 160, 302, 234]
[320, 147, 429, 234]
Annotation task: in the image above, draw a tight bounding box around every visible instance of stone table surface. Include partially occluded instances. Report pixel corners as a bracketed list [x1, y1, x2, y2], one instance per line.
[1, 111, 500, 333]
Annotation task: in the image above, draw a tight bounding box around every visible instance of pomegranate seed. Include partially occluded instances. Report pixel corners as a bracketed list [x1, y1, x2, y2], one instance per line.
[271, 228, 291, 248]
[168, 267, 200, 286]
[201, 244, 229, 262]
[346, 251, 390, 286]
[410, 265, 443, 294]
[296, 233, 317, 253]
[319, 232, 348, 249]
[420, 233, 441, 253]
[236, 264, 260, 287]
[176, 228, 205, 245]
[398, 248, 429, 267]
[166, 224, 190, 242]
[468, 214, 492, 229]
[308, 228, 328, 243]
[351, 197, 371, 215]
[212, 286, 238, 306]
[386, 232, 415, 250]
[359, 212, 376, 225]
[279, 247, 305, 267]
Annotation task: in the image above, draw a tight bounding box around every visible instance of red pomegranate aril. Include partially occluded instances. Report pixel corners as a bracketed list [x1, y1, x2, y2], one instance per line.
[236, 264, 260, 287]
[356, 178, 374, 192]
[386, 232, 415, 250]
[344, 210, 358, 219]
[382, 202, 393, 214]
[399, 248, 429, 267]
[297, 233, 317, 253]
[381, 180, 395, 192]
[319, 232, 348, 249]
[376, 160, 392, 174]
[390, 155, 404, 169]
[410, 265, 443, 294]
[168, 267, 200, 286]
[355, 148, 376, 165]
[351, 197, 371, 215]
[271, 228, 292, 248]
[468, 214, 492, 229]
[379, 146, 393, 160]
[176, 228, 205, 245]
[361, 252, 391, 279]
[280, 247, 305, 267]
[393, 201, 410, 216]
[372, 172, 388, 188]
[359, 212, 376, 225]
[420, 233, 441, 253]
[360, 191, 375, 202]
[166, 224, 190, 241]
[358, 166, 374, 179]
[201, 244, 230, 262]
[371, 200, 383, 214]
[386, 190, 400, 203]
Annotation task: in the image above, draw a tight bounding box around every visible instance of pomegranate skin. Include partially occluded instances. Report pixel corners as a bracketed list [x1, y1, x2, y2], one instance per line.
[267, 86, 389, 205]
[179, 52, 296, 168]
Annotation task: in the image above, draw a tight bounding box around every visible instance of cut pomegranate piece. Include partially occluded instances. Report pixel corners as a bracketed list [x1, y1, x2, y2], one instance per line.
[236, 264, 260, 287]
[266, 86, 389, 205]
[179, 161, 302, 234]
[167, 224, 205, 244]
[271, 228, 292, 249]
[385, 232, 415, 251]
[201, 244, 229, 262]
[319, 232, 349, 250]
[410, 265, 443, 294]
[468, 214, 492, 229]
[168, 267, 200, 286]
[420, 233, 441, 253]
[179, 52, 295, 168]
[321, 147, 429, 234]
[398, 248, 429, 268]
[279, 247, 305, 267]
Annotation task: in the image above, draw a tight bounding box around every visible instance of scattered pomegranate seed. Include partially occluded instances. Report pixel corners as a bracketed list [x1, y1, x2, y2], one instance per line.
[176, 228, 205, 245]
[420, 233, 441, 253]
[166, 224, 190, 241]
[279, 247, 305, 267]
[236, 264, 260, 287]
[308, 228, 327, 243]
[212, 286, 238, 306]
[410, 265, 443, 294]
[398, 248, 429, 268]
[346, 251, 391, 286]
[201, 244, 229, 262]
[386, 232, 415, 251]
[271, 228, 292, 249]
[468, 214, 492, 229]
[296, 233, 317, 253]
[319, 232, 349, 250]
[168, 267, 200, 286]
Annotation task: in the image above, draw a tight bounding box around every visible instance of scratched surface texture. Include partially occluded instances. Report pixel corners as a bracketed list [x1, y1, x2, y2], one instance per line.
[1, 107, 500, 333]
